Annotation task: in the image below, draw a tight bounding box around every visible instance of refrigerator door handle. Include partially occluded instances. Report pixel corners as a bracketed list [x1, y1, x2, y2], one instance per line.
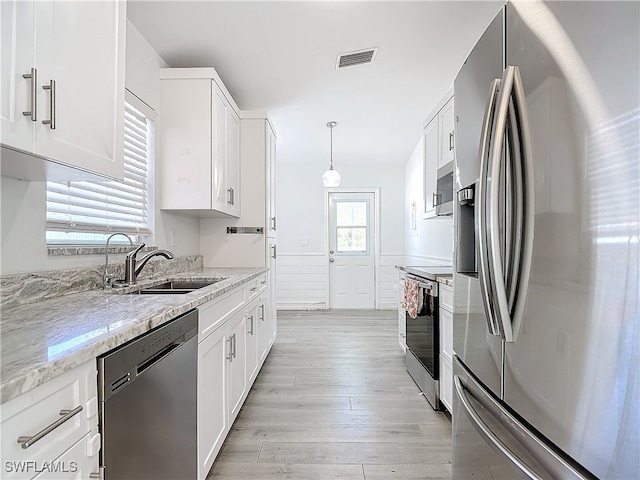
[454, 375, 544, 480]
[486, 66, 515, 341]
[509, 66, 535, 344]
[487, 65, 534, 343]
[477, 78, 502, 336]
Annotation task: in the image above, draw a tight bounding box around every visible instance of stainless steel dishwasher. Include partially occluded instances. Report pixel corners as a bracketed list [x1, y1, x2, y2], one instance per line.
[98, 309, 198, 479]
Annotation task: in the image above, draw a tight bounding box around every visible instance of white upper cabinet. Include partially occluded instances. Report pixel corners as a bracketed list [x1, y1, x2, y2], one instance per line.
[159, 68, 241, 218]
[0, 0, 125, 181]
[266, 122, 277, 238]
[422, 89, 454, 219]
[438, 97, 455, 168]
[423, 119, 438, 218]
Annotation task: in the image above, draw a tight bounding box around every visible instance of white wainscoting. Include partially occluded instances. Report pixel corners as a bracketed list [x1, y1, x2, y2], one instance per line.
[277, 253, 327, 310]
[276, 253, 408, 311]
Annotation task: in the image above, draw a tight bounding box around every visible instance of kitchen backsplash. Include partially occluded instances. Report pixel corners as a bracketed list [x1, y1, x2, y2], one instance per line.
[0, 255, 204, 308]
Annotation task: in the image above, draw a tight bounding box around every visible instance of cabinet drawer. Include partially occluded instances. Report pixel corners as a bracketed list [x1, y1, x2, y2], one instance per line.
[439, 308, 453, 361]
[30, 432, 100, 480]
[199, 286, 245, 340]
[1, 362, 97, 479]
[245, 273, 267, 301]
[439, 283, 453, 312]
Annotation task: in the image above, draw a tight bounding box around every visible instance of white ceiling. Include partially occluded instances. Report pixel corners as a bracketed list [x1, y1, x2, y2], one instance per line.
[127, 1, 503, 168]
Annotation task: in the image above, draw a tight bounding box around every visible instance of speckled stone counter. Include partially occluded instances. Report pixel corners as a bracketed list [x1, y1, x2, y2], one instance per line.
[0, 267, 265, 404]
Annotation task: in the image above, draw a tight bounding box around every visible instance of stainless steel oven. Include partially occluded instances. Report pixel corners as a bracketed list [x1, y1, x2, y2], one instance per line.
[405, 274, 441, 410]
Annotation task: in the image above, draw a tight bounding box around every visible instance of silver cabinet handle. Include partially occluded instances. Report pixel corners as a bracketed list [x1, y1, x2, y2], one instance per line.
[42, 79, 56, 129]
[271, 216, 276, 231]
[22, 68, 37, 121]
[449, 131, 454, 151]
[432, 192, 441, 207]
[227, 187, 235, 206]
[232, 333, 237, 359]
[248, 315, 254, 335]
[329, 258, 335, 263]
[261, 279, 267, 285]
[454, 376, 543, 480]
[477, 78, 501, 337]
[271, 245, 277, 259]
[259, 304, 265, 322]
[17, 406, 83, 449]
[226, 336, 233, 361]
[250, 286, 258, 292]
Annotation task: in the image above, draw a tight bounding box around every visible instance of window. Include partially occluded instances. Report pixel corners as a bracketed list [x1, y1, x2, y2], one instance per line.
[46, 95, 153, 245]
[335, 201, 368, 252]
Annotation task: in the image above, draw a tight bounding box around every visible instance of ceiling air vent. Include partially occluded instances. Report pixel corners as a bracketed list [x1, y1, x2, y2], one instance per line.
[336, 48, 378, 70]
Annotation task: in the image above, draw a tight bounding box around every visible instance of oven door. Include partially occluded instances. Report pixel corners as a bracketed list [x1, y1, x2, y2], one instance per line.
[405, 278, 439, 379]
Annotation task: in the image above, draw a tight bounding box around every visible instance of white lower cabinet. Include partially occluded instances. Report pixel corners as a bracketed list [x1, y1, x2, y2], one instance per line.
[197, 323, 228, 479]
[397, 270, 406, 351]
[227, 309, 247, 424]
[0, 361, 99, 480]
[196, 277, 273, 478]
[245, 297, 260, 386]
[439, 282, 454, 413]
[30, 432, 100, 479]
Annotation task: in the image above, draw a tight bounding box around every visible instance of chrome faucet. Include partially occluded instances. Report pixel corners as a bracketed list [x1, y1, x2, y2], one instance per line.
[124, 243, 175, 285]
[104, 233, 134, 289]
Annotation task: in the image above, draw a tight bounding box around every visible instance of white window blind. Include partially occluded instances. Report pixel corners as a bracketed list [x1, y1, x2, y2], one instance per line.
[46, 101, 151, 237]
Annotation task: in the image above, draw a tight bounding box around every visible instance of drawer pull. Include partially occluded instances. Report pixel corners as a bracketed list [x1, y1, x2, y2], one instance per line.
[250, 286, 258, 292]
[17, 405, 83, 449]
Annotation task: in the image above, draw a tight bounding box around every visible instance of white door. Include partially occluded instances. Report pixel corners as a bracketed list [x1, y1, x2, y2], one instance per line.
[328, 192, 376, 309]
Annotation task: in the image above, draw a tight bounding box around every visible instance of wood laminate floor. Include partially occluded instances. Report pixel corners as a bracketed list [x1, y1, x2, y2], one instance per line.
[207, 310, 452, 480]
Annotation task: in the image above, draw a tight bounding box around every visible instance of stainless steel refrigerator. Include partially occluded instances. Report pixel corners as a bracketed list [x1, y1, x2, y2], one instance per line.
[452, 1, 639, 478]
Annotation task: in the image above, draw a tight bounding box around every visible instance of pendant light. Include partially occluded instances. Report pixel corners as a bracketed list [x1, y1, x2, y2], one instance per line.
[322, 121, 341, 187]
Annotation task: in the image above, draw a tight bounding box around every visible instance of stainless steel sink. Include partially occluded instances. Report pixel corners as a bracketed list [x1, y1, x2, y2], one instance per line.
[129, 279, 225, 295]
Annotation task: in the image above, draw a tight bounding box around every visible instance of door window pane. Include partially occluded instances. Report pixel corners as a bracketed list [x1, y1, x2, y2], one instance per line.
[336, 202, 367, 226]
[337, 227, 367, 252]
[335, 200, 368, 253]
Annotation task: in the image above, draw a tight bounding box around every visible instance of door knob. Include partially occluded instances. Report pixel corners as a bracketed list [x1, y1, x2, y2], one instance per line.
[329, 250, 334, 254]
[329, 258, 335, 263]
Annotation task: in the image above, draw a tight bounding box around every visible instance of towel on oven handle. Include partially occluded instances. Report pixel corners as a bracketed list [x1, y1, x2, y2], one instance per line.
[402, 278, 420, 319]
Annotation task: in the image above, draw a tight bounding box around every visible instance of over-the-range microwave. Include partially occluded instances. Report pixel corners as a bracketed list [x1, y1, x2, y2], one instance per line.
[434, 162, 453, 216]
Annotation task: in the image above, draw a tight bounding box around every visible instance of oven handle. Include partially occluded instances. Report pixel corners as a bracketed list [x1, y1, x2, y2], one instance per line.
[405, 275, 436, 294]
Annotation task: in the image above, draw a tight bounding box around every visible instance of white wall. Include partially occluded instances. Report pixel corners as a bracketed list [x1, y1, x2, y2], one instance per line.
[404, 136, 454, 265]
[276, 161, 405, 310]
[0, 21, 200, 275]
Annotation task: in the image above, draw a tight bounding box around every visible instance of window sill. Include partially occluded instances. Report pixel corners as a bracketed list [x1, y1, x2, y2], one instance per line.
[47, 245, 158, 257]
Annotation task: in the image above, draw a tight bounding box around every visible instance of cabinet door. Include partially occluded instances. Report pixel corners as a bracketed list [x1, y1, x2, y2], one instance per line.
[0, 0, 35, 152]
[212, 84, 228, 213]
[33, 0, 124, 179]
[266, 123, 277, 238]
[227, 310, 246, 423]
[225, 106, 241, 216]
[245, 301, 260, 386]
[197, 326, 228, 478]
[423, 118, 438, 218]
[438, 97, 455, 168]
[159, 78, 212, 210]
[398, 272, 406, 351]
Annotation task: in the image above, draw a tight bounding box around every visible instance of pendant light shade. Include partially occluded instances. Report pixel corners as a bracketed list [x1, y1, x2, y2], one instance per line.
[323, 121, 341, 187]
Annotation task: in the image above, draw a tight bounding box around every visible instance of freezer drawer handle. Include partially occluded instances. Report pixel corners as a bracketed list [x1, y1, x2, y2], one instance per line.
[453, 375, 543, 480]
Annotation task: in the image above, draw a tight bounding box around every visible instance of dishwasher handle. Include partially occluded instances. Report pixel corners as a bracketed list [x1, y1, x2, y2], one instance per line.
[136, 341, 182, 376]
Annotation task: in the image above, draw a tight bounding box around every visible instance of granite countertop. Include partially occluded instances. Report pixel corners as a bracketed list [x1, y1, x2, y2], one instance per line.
[396, 265, 453, 285]
[0, 267, 266, 404]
